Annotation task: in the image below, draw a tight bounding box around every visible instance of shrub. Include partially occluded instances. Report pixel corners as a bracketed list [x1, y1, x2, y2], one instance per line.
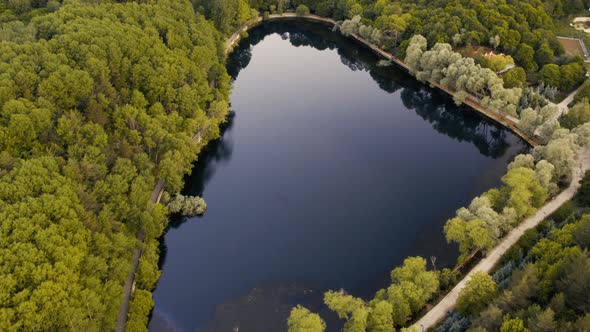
[457, 272, 497, 315]
[503, 67, 527, 88]
[168, 194, 207, 216]
[550, 201, 575, 223]
[288, 305, 326, 332]
[500, 317, 529, 332]
[574, 80, 590, 104]
[561, 99, 590, 130]
[296, 4, 310, 16]
[126, 290, 154, 332]
[503, 228, 539, 263]
[577, 170, 590, 207]
[440, 268, 460, 291]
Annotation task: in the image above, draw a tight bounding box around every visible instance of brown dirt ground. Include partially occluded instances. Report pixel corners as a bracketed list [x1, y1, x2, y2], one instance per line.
[557, 37, 585, 57]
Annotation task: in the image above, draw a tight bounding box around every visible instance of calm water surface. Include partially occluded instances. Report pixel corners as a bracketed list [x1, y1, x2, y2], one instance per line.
[149, 21, 527, 332]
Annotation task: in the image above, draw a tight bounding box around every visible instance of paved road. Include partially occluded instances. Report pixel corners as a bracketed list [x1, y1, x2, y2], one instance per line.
[413, 149, 590, 330]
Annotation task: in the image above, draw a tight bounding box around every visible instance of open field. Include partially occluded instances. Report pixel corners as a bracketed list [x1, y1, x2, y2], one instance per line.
[557, 36, 588, 57]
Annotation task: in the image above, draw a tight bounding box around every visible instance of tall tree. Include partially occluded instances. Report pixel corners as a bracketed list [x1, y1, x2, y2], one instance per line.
[457, 272, 497, 315]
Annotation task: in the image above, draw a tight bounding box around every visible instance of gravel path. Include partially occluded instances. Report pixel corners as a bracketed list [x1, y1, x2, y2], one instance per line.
[413, 149, 590, 330]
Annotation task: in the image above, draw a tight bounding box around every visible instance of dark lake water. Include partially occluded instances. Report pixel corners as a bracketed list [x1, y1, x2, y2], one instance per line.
[149, 20, 527, 332]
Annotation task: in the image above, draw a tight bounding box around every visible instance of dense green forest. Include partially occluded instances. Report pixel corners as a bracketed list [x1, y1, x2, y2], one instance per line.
[2, 0, 590, 331]
[247, 0, 589, 75]
[0, 0, 232, 330]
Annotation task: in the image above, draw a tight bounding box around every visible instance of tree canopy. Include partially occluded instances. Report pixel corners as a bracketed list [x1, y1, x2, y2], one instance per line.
[0, 0, 231, 329]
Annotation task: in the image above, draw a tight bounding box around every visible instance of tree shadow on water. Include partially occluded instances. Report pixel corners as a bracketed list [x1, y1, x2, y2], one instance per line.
[227, 20, 523, 159]
[163, 111, 236, 232]
[156, 112, 236, 271]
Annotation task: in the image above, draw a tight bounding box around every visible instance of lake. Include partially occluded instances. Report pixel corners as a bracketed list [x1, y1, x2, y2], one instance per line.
[149, 20, 527, 332]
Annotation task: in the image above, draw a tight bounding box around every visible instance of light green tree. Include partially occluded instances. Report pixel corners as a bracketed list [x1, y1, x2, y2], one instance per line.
[500, 316, 529, 332]
[501, 167, 548, 220]
[385, 285, 412, 325]
[343, 308, 368, 332]
[534, 138, 577, 184]
[367, 301, 394, 332]
[457, 272, 497, 315]
[508, 154, 535, 171]
[288, 306, 326, 332]
[445, 218, 496, 259]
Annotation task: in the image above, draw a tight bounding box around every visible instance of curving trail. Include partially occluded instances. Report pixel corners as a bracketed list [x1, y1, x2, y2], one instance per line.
[413, 148, 590, 330]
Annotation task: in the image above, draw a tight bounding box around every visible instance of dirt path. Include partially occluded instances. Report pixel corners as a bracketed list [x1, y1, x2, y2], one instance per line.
[114, 182, 162, 332]
[413, 148, 590, 330]
[115, 134, 199, 332]
[557, 86, 580, 116]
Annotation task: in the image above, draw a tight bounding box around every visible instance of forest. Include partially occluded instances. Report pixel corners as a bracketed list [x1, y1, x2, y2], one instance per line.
[436, 177, 590, 332]
[0, 0, 233, 330]
[247, 0, 581, 73]
[2, 0, 590, 331]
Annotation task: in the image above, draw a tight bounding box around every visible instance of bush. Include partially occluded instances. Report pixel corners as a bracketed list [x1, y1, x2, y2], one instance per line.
[487, 54, 515, 72]
[457, 272, 497, 315]
[550, 200, 575, 223]
[540, 64, 560, 88]
[435, 313, 471, 332]
[577, 170, 590, 207]
[574, 80, 590, 104]
[500, 317, 529, 332]
[561, 99, 590, 130]
[277, 1, 284, 14]
[288, 305, 326, 332]
[440, 268, 460, 291]
[125, 290, 154, 332]
[167, 194, 207, 216]
[560, 62, 586, 91]
[573, 215, 590, 249]
[503, 67, 527, 88]
[396, 38, 411, 59]
[263, 11, 270, 20]
[296, 4, 310, 16]
[503, 228, 539, 263]
[136, 240, 161, 290]
[540, 63, 585, 92]
[493, 261, 516, 286]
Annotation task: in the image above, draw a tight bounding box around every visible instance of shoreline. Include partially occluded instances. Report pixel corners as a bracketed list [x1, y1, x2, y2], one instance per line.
[227, 13, 539, 147]
[117, 13, 539, 331]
